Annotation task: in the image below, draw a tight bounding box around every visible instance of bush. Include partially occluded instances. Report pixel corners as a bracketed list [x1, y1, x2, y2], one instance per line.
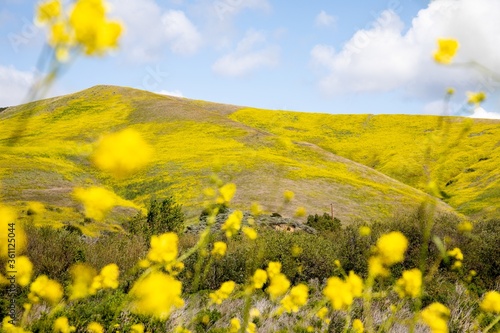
[306, 213, 341, 233]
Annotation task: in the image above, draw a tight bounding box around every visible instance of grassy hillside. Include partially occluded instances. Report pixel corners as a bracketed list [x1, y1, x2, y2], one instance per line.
[2, 85, 493, 234]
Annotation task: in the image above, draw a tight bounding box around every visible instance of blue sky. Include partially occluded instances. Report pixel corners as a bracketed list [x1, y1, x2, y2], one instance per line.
[1, 0, 500, 118]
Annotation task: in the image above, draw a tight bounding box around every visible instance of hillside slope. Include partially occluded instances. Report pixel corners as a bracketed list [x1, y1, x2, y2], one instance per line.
[0, 86, 475, 233]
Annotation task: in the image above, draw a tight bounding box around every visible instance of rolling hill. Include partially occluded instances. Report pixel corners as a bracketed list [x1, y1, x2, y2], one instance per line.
[1, 85, 498, 234]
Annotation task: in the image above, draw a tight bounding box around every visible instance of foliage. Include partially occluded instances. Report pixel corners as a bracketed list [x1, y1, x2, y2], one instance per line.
[306, 213, 341, 233]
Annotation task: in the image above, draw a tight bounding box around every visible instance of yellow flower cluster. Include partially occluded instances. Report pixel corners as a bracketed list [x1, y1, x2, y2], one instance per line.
[229, 318, 240, 333]
[129, 271, 184, 319]
[222, 210, 243, 238]
[2, 317, 31, 333]
[87, 322, 104, 333]
[323, 271, 363, 310]
[352, 319, 364, 333]
[0, 206, 26, 258]
[252, 268, 268, 289]
[90, 263, 120, 291]
[394, 268, 422, 298]
[147, 233, 179, 264]
[211, 241, 227, 257]
[36, 0, 123, 60]
[53, 317, 76, 333]
[72, 186, 120, 221]
[433, 39, 459, 64]
[91, 128, 153, 178]
[242, 226, 257, 240]
[68, 263, 118, 300]
[369, 231, 408, 277]
[209, 281, 236, 304]
[279, 283, 309, 313]
[9, 256, 33, 287]
[283, 190, 295, 202]
[217, 183, 237, 205]
[480, 291, 500, 314]
[420, 302, 450, 333]
[466, 91, 486, 105]
[266, 262, 290, 300]
[130, 324, 145, 333]
[28, 275, 63, 305]
[447, 247, 463, 270]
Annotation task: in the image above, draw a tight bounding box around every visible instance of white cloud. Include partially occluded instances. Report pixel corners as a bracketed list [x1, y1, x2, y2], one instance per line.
[0, 65, 35, 106]
[315, 10, 336, 28]
[211, 0, 271, 20]
[212, 29, 279, 77]
[469, 107, 500, 119]
[156, 89, 184, 97]
[108, 0, 201, 62]
[310, 0, 500, 99]
[162, 10, 202, 55]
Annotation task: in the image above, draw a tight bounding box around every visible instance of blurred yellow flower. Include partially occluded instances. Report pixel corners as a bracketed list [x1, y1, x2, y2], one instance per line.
[36, 0, 62, 24]
[395, 268, 422, 298]
[457, 221, 473, 232]
[92, 128, 152, 178]
[267, 261, 282, 279]
[27, 201, 45, 215]
[209, 281, 236, 304]
[291, 245, 303, 257]
[147, 232, 179, 264]
[211, 241, 227, 257]
[252, 269, 267, 289]
[130, 324, 145, 333]
[174, 327, 191, 333]
[91, 263, 119, 291]
[243, 226, 257, 240]
[53, 317, 75, 333]
[283, 190, 295, 202]
[217, 183, 237, 204]
[9, 255, 33, 287]
[87, 322, 104, 333]
[247, 322, 256, 333]
[323, 276, 353, 310]
[346, 271, 363, 297]
[352, 319, 364, 332]
[249, 308, 261, 318]
[447, 247, 463, 261]
[129, 271, 184, 319]
[376, 231, 408, 266]
[267, 273, 290, 300]
[279, 283, 309, 313]
[316, 306, 329, 320]
[359, 226, 371, 236]
[0, 206, 26, 258]
[229, 318, 241, 333]
[480, 291, 500, 314]
[368, 256, 389, 278]
[250, 202, 263, 216]
[421, 302, 450, 333]
[221, 210, 243, 238]
[466, 91, 486, 105]
[73, 186, 119, 221]
[69, 263, 97, 300]
[2, 316, 31, 333]
[446, 87, 455, 95]
[433, 38, 459, 64]
[294, 206, 307, 217]
[29, 275, 63, 305]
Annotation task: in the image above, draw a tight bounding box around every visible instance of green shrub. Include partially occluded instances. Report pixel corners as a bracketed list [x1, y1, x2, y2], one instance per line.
[306, 213, 341, 233]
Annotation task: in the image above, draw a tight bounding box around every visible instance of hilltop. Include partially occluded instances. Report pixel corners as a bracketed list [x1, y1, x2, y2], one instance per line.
[1, 85, 498, 234]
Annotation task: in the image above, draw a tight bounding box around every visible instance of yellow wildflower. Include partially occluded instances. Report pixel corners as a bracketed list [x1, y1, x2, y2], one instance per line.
[243, 226, 258, 240]
[266, 261, 282, 279]
[447, 247, 463, 261]
[73, 186, 120, 221]
[53, 317, 76, 333]
[9, 256, 33, 287]
[246, 322, 256, 333]
[457, 221, 473, 232]
[91, 128, 152, 177]
[69, 263, 97, 300]
[324, 276, 352, 310]
[249, 308, 261, 318]
[480, 291, 500, 314]
[316, 306, 329, 319]
[91, 263, 119, 291]
[129, 271, 184, 320]
[395, 268, 422, 298]
[334, 260, 341, 268]
[217, 183, 237, 204]
[2, 316, 31, 333]
[294, 206, 306, 217]
[0, 206, 26, 258]
[452, 261, 462, 270]
[446, 87, 455, 95]
[346, 271, 363, 297]
[421, 302, 450, 333]
[229, 318, 241, 333]
[87, 322, 104, 333]
[291, 245, 303, 257]
[147, 233, 179, 264]
[433, 38, 459, 64]
[359, 226, 371, 236]
[283, 190, 295, 202]
[368, 256, 389, 278]
[130, 324, 145, 333]
[250, 202, 263, 216]
[209, 281, 236, 305]
[29, 275, 63, 305]
[466, 91, 486, 105]
[267, 273, 290, 300]
[252, 269, 267, 289]
[27, 201, 45, 215]
[352, 319, 364, 333]
[174, 327, 191, 333]
[36, 0, 62, 24]
[211, 241, 227, 257]
[221, 210, 243, 238]
[375, 231, 408, 266]
[279, 283, 309, 313]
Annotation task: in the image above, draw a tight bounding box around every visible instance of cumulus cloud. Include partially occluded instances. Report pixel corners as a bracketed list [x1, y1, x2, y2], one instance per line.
[310, 0, 500, 99]
[108, 0, 201, 62]
[156, 89, 184, 97]
[0, 65, 35, 106]
[469, 107, 500, 119]
[315, 10, 336, 28]
[212, 29, 279, 77]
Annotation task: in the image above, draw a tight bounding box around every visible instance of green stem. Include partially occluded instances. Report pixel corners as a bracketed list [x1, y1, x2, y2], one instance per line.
[342, 306, 352, 333]
[239, 288, 253, 333]
[363, 275, 375, 333]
